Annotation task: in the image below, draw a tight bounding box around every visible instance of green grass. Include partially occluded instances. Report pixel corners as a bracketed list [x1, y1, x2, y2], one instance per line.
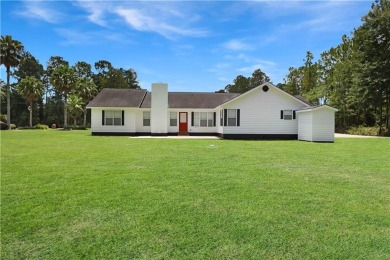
[1, 130, 389, 259]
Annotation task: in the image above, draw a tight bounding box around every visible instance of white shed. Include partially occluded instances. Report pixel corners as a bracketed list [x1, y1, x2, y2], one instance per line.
[297, 105, 338, 142]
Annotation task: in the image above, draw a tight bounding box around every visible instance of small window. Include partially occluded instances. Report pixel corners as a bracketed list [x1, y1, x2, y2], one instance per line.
[220, 110, 223, 126]
[227, 109, 237, 126]
[143, 111, 150, 126]
[170, 112, 177, 126]
[283, 110, 293, 120]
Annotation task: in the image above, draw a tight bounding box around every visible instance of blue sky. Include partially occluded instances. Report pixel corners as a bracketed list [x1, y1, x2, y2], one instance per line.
[2, 0, 373, 92]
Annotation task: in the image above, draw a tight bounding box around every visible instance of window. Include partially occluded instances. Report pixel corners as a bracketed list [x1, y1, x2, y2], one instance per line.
[220, 110, 223, 126]
[227, 109, 237, 126]
[143, 111, 150, 126]
[104, 110, 123, 126]
[222, 109, 240, 127]
[192, 112, 215, 127]
[283, 110, 293, 120]
[170, 112, 177, 126]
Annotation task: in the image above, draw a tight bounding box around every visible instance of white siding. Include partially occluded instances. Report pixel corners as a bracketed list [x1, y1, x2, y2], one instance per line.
[90, 108, 136, 133]
[297, 112, 313, 141]
[312, 109, 335, 142]
[221, 87, 307, 134]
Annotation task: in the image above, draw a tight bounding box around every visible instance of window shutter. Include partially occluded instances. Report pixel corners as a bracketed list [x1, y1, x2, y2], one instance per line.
[122, 110, 125, 125]
[237, 109, 240, 127]
[102, 110, 105, 125]
[213, 112, 216, 127]
[280, 110, 284, 119]
[293, 110, 296, 119]
[224, 109, 227, 126]
[191, 112, 194, 126]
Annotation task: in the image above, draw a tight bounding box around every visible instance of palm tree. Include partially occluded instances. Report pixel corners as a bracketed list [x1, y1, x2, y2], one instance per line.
[67, 94, 83, 126]
[49, 65, 77, 128]
[76, 77, 97, 127]
[16, 76, 44, 127]
[1, 35, 24, 128]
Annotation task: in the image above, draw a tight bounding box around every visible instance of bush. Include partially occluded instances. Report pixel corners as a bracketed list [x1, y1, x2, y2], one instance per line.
[9, 124, 16, 130]
[67, 125, 87, 130]
[35, 124, 49, 130]
[0, 121, 9, 130]
[346, 125, 381, 136]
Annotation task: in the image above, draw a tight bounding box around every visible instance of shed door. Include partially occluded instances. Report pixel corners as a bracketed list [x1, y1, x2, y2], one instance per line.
[179, 112, 188, 132]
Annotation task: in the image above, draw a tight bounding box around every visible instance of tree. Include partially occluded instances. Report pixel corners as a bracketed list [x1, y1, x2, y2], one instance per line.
[74, 61, 92, 78]
[93, 60, 140, 90]
[67, 94, 83, 126]
[50, 65, 77, 128]
[14, 51, 45, 122]
[354, 0, 390, 135]
[75, 77, 97, 127]
[0, 35, 24, 128]
[249, 69, 271, 88]
[224, 68, 271, 93]
[16, 76, 44, 127]
[283, 67, 303, 96]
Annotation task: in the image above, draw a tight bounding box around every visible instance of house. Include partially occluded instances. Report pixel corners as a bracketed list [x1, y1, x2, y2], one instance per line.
[86, 82, 338, 142]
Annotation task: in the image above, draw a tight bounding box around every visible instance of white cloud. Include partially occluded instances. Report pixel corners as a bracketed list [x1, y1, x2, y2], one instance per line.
[73, 1, 208, 39]
[223, 39, 252, 51]
[114, 7, 208, 39]
[17, 1, 63, 23]
[55, 28, 130, 46]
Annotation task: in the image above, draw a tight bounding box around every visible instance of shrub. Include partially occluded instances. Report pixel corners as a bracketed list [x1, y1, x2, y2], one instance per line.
[67, 125, 87, 130]
[35, 124, 49, 130]
[9, 124, 16, 130]
[0, 121, 9, 130]
[346, 125, 380, 136]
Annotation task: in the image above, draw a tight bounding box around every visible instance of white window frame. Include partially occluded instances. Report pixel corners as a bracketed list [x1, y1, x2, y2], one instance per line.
[193, 112, 214, 127]
[170, 112, 177, 126]
[143, 111, 151, 126]
[105, 110, 122, 126]
[283, 110, 293, 120]
[227, 109, 237, 126]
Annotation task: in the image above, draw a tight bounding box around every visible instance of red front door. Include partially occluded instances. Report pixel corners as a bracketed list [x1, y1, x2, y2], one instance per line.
[179, 112, 188, 133]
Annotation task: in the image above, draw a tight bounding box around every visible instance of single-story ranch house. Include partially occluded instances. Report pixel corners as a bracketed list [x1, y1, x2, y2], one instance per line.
[87, 82, 338, 142]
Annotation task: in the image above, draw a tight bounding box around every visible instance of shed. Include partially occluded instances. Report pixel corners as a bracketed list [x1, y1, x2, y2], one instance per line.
[296, 105, 338, 142]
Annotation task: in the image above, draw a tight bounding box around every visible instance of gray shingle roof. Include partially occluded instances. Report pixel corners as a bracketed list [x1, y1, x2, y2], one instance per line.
[140, 92, 240, 108]
[88, 88, 240, 109]
[87, 88, 147, 108]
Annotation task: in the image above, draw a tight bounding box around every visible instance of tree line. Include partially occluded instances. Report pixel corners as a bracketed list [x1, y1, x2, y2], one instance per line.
[1, 38, 140, 129]
[221, 0, 389, 135]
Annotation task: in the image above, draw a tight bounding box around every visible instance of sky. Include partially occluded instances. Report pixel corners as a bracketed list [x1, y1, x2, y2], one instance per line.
[1, 0, 373, 92]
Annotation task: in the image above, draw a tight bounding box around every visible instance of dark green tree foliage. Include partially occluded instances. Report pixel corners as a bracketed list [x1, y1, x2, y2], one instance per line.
[354, 0, 390, 135]
[13, 51, 45, 121]
[94, 60, 140, 90]
[50, 65, 77, 128]
[1, 35, 24, 127]
[16, 76, 44, 127]
[283, 67, 303, 96]
[74, 77, 97, 127]
[225, 69, 270, 93]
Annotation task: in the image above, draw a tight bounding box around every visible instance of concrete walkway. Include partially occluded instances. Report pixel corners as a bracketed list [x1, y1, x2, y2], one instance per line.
[131, 135, 221, 140]
[335, 133, 388, 138]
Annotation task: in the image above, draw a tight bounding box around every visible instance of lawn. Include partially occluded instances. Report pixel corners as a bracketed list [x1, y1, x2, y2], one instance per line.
[1, 130, 389, 259]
